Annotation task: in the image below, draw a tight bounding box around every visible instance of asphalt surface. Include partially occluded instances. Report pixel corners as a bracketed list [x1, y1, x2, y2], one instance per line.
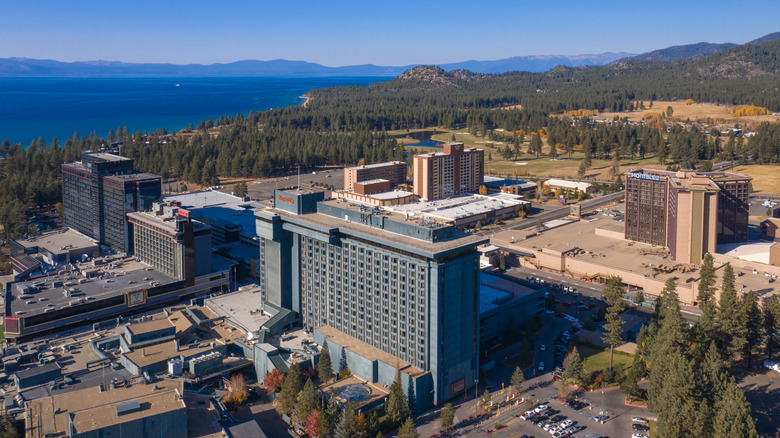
[503, 267, 702, 326]
[478, 192, 626, 237]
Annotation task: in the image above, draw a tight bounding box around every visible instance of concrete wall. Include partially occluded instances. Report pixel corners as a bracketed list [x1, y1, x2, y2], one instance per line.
[314, 330, 434, 412]
[74, 407, 187, 438]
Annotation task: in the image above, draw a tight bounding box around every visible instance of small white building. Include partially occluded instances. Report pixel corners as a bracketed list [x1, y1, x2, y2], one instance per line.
[543, 178, 593, 193]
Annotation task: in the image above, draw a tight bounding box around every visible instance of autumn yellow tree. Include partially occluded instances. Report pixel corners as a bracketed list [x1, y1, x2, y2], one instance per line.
[223, 373, 249, 410]
[479, 185, 488, 195]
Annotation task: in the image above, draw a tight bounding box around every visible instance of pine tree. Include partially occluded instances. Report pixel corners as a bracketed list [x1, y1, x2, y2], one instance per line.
[655, 349, 705, 438]
[562, 347, 583, 385]
[386, 368, 410, 426]
[318, 401, 338, 438]
[297, 379, 320, 424]
[335, 403, 358, 438]
[697, 253, 716, 306]
[718, 263, 744, 359]
[530, 133, 543, 158]
[318, 342, 333, 383]
[279, 363, 303, 414]
[0, 412, 18, 438]
[695, 253, 718, 346]
[510, 366, 525, 392]
[740, 291, 762, 369]
[439, 402, 455, 430]
[763, 295, 780, 361]
[397, 417, 419, 438]
[602, 276, 624, 307]
[711, 379, 758, 438]
[602, 305, 625, 375]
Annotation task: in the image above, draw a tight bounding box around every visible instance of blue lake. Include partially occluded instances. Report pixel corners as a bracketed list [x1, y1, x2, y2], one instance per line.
[0, 76, 392, 145]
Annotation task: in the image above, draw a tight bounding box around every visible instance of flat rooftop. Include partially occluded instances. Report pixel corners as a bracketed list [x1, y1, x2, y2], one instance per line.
[126, 318, 175, 336]
[387, 194, 526, 221]
[165, 190, 247, 210]
[340, 189, 414, 201]
[104, 172, 160, 182]
[163, 191, 260, 238]
[14, 228, 98, 254]
[492, 208, 778, 298]
[86, 152, 132, 162]
[356, 178, 390, 185]
[318, 325, 428, 379]
[26, 379, 185, 438]
[263, 198, 487, 258]
[123, 339, 220, 369]
[9, 257, 177, 316]
[717, 241, 775, 265]
[480, 272, 541, 313]
[346, 161, 404, 170]
[205, 288, 267, 333]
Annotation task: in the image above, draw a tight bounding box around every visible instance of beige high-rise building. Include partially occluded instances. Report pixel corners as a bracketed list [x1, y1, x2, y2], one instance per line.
[343, 161, 407, 191]
[413, 143, 484, 200]
[625, 169, 751, 264]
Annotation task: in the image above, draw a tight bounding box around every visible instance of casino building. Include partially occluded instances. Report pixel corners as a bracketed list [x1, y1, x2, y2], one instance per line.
[255, 188, 486, 410]
[625, 169, 751, 264]
[62, 151, 162, 252]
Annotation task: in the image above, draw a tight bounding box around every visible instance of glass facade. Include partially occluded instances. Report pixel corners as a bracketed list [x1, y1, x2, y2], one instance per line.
[62, 152, 160, 252]
[715, 180, 750, 244]
[625, 176, 667, 246]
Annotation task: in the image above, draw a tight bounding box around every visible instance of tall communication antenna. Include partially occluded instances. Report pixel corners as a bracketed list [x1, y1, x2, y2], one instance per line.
[297, 164, 301, 193]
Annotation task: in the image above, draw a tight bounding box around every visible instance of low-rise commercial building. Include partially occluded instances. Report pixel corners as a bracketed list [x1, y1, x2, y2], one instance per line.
[3, 254, 231, 343]
[484, 176, 538, 198]
[9, 229, 99, 281]
[491, 210, 779, 307]
[543, 179, 593, 194]
[25, 379, 187, 438]
[387, 194, 529, 230]
[344, 161, 407, 191]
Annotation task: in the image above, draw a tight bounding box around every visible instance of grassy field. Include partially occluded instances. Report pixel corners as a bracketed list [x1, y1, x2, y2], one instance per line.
[731, 164, 780, 195]
[576, 342, 634, 376]
[594, 100, 780, 126]
[396, 125, 780, 186]
[505, 341, 535, 370]
[396, 127, 667, 181]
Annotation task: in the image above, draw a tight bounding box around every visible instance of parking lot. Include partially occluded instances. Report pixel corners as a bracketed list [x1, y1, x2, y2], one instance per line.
[738, 367, 780, 436]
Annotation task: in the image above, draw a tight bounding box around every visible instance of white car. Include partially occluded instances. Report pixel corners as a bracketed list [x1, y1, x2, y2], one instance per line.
[632, 434, 649, 438]
[538, 362, 545, 371]
[534, 403, 549, 413]
[540, 344, 547, 351]
[632, 417, 649, 424]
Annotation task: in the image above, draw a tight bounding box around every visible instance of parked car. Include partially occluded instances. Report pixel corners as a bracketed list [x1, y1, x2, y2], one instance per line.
[632, 423, 650, 432]
[538, 362, 545, 371]
[632, 434, 649, 438]
[632, 417, 649, 424]
[540, 344, 546, 351]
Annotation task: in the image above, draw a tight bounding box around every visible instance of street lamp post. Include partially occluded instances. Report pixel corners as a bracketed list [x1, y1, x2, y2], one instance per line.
[601, 390, 604, 416]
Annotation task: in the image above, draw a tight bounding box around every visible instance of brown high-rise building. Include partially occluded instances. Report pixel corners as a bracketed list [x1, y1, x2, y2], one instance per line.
[413, 143, 484, 200]
[624, 169, 751, 264]
[343, 161, 407, 191]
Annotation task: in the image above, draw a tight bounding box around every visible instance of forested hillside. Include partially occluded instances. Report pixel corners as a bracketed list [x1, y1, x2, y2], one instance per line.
[2, 37, 780, 239]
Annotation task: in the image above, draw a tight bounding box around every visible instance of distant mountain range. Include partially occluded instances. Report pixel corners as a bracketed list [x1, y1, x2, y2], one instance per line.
[0, 54, 632, 77]
[1, 31, 779, 77]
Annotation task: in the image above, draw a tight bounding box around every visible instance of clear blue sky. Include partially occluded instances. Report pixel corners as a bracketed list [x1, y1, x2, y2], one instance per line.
[2, 0, 779, 66]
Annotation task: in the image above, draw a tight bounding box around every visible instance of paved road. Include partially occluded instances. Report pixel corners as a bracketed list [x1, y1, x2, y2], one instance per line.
[503, 266, 702, 326]
[478, 191, 625, 237]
